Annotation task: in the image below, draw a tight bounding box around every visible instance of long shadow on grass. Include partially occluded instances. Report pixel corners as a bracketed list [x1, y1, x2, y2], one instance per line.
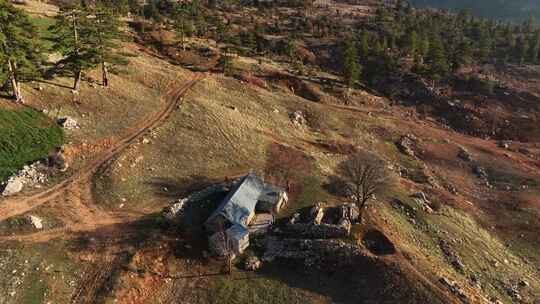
[34, 79, 74, 90]
[145, 175, 215, 199]
[65, 213, 226, 304]
[259, 256, 449, 304]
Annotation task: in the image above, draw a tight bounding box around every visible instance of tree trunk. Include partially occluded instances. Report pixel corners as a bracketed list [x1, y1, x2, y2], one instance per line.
[73, 70, 82, 91]
[357, 199, 369, 223]
[7, 59, 23, 103]
[102, 62, 109, 87]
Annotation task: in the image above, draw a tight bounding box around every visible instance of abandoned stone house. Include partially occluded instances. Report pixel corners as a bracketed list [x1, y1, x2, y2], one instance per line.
[205, 172, 288, 255]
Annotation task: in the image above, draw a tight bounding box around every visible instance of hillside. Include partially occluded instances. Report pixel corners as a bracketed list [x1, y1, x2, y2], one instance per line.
[0, 0, 539, 303]
[409, 0, 540, 22]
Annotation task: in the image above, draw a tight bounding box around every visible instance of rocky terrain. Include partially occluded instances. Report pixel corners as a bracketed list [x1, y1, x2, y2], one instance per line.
[0, 0, 539, 303]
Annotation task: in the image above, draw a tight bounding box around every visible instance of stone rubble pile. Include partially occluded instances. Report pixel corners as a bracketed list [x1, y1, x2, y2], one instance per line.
[57, 116, 80, 130]
[162, 180, 235, 225]
[1, 162, 48, 196]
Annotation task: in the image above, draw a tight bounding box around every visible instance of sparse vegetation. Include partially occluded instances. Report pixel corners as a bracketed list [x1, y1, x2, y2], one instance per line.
[0, 0, 539, 303]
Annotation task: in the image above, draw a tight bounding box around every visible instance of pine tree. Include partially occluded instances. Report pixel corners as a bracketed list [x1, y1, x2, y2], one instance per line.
[342, 39, 361, 90]
[530, 31, 540, 63]
[453, 40, 473, 70]
[408, 30, 418, 57]
[0, 0, 45, 102]
[89, 6, 127, 87]
[418, 34, 430, 60]
[51, 5, 126, 90]
[478, 36, 492, 63]
[173, 5, 188, 50]
[425, 35, 449, 81]
[50, 7, 93, 91]
[360, 30, 370, 59]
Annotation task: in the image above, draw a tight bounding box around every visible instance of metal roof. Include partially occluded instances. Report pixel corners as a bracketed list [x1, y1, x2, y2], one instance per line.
[206, 172, 284, 228]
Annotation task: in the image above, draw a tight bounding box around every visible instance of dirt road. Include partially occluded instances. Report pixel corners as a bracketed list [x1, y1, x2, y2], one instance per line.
[0, 75, 204, 242]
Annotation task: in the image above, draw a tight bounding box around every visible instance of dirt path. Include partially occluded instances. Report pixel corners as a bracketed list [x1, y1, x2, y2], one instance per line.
[0, 75, 204, 242]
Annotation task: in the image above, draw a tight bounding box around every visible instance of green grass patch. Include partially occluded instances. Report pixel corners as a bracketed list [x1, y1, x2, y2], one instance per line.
[0, 108, 63, 180]
[279, 175, 330, 218]
[209, 275, 317, 304]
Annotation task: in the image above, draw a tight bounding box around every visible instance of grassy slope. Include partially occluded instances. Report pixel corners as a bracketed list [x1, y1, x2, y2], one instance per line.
[0, 107, 63, 180]
[93, 68, 540, 303]
[0, 241, 81, 304]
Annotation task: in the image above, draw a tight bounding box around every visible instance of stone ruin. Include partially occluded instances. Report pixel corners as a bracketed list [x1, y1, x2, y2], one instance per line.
[263, 236, 362, 267]
[279, 202, 359, 239]
[264, 202, 363, 267]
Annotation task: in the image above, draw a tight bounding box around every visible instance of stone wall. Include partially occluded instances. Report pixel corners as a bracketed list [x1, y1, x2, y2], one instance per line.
[263, 236, 362, 267]
[281, 220, 351, 239]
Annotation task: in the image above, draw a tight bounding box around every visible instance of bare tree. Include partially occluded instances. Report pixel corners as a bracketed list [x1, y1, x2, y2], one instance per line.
[217, 222, 233, 276]
[337, 152, 388, 222]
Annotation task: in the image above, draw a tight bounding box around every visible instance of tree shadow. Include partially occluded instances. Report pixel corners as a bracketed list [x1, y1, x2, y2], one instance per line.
[34, 79, 74, 90]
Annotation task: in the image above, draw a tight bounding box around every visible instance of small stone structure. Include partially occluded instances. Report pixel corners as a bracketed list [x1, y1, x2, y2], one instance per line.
[280, 203, 359, 239]
[263, 202, 364, 266]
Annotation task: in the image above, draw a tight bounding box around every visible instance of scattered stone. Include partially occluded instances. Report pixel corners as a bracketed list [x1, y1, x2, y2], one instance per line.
[518, 148, 531, 155]
[498, 141, 511, 149]
[505, 285, 522, 301]
[396, 134, 417, 157]
[163, 198, 188, 222]
[411, 192, 434, 213]
[244, 256, 262, 271]
[447, 184, 458, 195]
[473, 166, 488, 180]
[457, 148, 473, 162]
[518, 279, 529, 287]
[142, 138, 151, 144]
[27, 215, 43, 229]
[57, 116, 80, 130]
[439, 277, 469, 301]
[289, 110, 307, 126]
[489, 297, 503, 304]
[1, 178, 24, 196]
[451, 259, 465, 272]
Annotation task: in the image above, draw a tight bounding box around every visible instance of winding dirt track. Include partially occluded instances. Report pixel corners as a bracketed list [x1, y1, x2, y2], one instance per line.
[0, 75, 204, 242]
